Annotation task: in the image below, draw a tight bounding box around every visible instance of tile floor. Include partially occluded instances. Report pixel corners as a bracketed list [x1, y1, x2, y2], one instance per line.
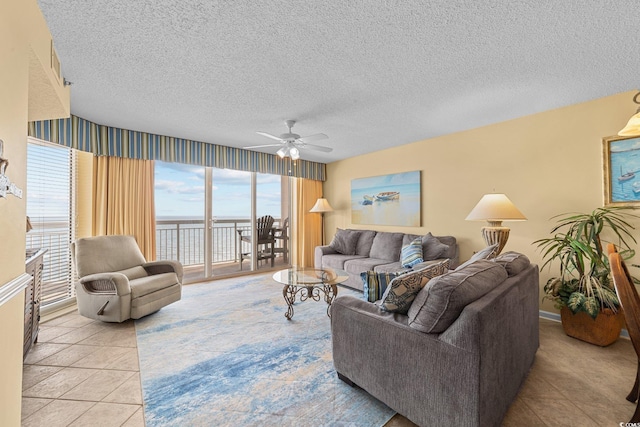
[21, 312, 143, 427]
[22, 310, 640, 426]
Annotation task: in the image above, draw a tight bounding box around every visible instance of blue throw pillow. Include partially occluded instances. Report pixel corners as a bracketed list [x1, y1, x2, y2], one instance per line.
[361, 271, 402, 302]
[401, 237, 424, 268]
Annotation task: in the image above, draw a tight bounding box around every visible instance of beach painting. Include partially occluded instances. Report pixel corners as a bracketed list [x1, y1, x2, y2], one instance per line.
[603, 135, 640, 206]
[351, 171, 421, 226]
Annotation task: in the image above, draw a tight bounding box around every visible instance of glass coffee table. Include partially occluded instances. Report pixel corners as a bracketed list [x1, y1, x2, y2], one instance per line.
[272, 267, 348, 320]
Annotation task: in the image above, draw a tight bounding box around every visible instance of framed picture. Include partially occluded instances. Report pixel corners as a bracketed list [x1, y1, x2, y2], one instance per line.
[603, 135, 640, 206]
[351, 171, 421, 226]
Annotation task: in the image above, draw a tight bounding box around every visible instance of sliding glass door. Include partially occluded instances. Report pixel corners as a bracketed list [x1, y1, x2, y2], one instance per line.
[155, 161, 290, 282]
[155, 162, 206, 282]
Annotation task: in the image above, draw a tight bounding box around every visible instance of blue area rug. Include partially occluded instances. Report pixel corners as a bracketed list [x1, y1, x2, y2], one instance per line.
[135, 274, 396, 426]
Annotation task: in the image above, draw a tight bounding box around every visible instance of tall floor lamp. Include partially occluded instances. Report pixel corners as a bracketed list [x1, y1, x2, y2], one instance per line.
[465, 193, 526, 255]
[310, 198, 334, 245]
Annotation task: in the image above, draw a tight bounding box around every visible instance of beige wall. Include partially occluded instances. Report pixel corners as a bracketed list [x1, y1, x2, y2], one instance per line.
[324, 91, 639, 313]
[0, 1, 70, 424]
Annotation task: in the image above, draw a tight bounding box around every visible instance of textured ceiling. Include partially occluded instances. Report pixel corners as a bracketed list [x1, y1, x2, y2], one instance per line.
[37, 0, 638, 163]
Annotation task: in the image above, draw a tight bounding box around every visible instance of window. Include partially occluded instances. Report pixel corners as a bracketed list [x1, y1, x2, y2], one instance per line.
[155, 161, 290, 281]
[25, 138, 77, 310]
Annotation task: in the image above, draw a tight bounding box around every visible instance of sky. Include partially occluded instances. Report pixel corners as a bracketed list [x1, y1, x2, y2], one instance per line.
[155, 161, 283, 219]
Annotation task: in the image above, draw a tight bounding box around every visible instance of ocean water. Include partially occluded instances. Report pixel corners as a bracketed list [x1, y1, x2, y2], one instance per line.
[610, 146, 640, 203]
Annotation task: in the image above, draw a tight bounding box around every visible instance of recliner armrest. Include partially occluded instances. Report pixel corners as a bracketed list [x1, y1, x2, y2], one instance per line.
[80, 272, 131, 296]
[142, 260, 184, 283]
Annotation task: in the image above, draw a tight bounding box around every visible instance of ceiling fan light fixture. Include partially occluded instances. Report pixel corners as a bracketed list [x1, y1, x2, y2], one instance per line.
[276, 147, 288, 158]
[250, 120, 332, 159]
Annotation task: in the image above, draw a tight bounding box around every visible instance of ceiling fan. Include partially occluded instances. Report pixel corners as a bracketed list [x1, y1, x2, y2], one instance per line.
[245, 120, 332, 160]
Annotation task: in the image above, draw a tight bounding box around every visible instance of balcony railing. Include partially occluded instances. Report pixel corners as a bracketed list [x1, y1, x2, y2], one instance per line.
[25, 217, 286, 305]
[156, 218, 285, 267]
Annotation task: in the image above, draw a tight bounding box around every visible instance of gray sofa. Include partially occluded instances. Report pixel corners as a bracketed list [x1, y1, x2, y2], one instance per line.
[330, 253, 539, 427]
[315, 229, 459, 290]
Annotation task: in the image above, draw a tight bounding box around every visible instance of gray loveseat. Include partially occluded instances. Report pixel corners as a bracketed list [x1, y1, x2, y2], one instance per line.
[315, 229, 459, 290]
[331, 252, 539, 427]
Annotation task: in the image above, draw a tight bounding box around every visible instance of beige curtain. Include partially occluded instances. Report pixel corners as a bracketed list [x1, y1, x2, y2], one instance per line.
[291, 178, 323, 267]
[92, 156, 157, 260]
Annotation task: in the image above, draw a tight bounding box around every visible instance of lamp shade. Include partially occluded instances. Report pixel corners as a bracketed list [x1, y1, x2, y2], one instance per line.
[310, 198, 334, 213]
[465, 194, 526, 223]
[618, 112, 640, 136]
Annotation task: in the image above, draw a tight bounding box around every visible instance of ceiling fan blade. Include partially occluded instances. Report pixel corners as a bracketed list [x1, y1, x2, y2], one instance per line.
[297, 133, 328, 143]
[244, 144, 283, 149]
[256, 131, 284, 141]
[298, 143, 333, 153]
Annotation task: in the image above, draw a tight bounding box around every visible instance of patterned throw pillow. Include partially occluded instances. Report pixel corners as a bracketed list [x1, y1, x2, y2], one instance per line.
[401, 237, 424, 268]
[360, 271, 403, 302]
[379, 259, 450, 314]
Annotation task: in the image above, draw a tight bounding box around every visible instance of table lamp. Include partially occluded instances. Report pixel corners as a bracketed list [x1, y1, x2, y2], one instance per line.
[618, 92, 640, 136]
[310, 198, 333, 245]
[465, 193, 526, 255]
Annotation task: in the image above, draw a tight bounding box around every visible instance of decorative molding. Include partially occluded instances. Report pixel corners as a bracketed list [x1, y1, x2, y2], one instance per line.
[0, 273, 31, 308]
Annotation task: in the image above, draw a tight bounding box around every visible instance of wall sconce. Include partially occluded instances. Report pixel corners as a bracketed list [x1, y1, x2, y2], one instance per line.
[619, 92, 640, 136]
[465, 193, 527, 255]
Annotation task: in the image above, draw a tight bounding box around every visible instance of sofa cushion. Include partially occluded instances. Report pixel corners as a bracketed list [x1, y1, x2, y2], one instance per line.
[361, 270, 403, 302]
[369, 232, 405, 261]
[423, 233, 450, 260]
[350, 229, 377, 256]
[344, 257, 393, 275]
[408, 259, 508, 333]
[322, 254, 366, 270]
[403, 233, 451, 261]
[493, 251, 531, 276]
[436, 235, 458, 260]
[401, 237, 424, 268]
[329, 229, 361, 255]
[379, 259, 450, 314]
[373, 262, 409, 273]
[456, 243, 499, 270]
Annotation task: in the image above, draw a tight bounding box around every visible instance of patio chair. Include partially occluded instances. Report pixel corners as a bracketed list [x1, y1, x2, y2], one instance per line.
[273, 217, 289, 263]
[237, 215, 275, 270]
[608, 243, 640, 423]
[72, 235, 182, 322]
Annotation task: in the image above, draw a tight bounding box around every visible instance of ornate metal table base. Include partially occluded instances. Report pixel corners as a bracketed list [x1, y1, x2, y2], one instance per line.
[282, 283, 338, 320]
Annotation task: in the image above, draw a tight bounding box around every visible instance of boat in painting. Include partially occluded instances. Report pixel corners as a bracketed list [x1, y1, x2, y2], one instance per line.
[632, 181, 640, 195]
[618, 165, 635, 182]
[362, 195, 374, 205]
[374, 191, 400, 201]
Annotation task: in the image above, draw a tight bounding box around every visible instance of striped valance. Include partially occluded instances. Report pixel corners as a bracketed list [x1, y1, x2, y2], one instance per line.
[28, 115, 326, 181]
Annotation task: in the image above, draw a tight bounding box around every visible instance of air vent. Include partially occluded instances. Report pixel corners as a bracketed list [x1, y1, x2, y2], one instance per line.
[50, 40, 61, 81]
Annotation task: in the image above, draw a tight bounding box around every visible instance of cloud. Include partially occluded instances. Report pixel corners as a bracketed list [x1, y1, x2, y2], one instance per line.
[155, 179, 204, 195]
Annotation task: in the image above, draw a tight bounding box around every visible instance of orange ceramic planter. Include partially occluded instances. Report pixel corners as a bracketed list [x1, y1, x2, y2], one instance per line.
[560, 306, 624, 346]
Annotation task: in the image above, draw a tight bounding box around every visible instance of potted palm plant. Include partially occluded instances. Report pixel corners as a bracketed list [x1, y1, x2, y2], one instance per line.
[535, 206, 638, 346]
